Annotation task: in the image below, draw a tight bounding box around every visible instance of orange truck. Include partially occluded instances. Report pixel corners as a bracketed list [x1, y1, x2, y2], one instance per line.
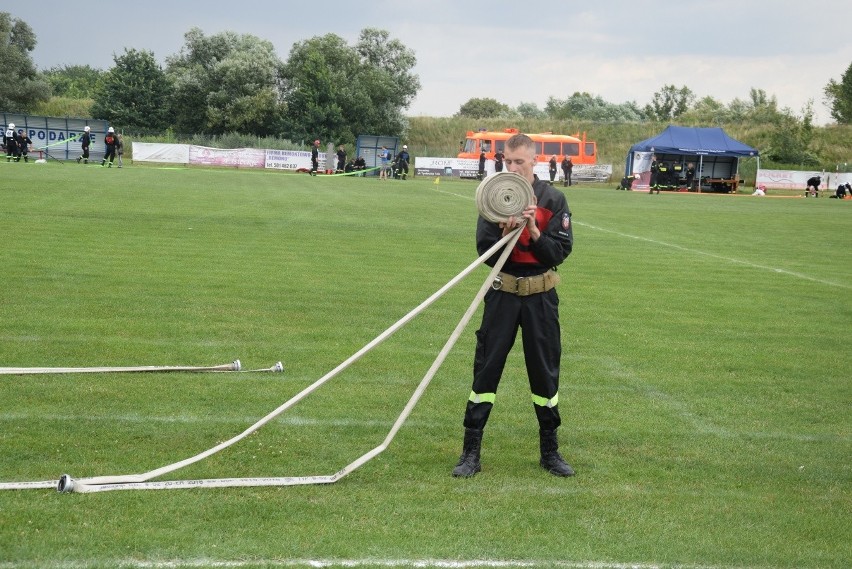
[458, 128, 597, 164]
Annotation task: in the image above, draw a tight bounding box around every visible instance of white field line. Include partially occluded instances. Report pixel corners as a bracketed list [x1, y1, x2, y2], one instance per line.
[0, 558, 761, 569]
[0, 412, 399, 428]
[430, 186, 848, 290]
[576, 221, 851, 289]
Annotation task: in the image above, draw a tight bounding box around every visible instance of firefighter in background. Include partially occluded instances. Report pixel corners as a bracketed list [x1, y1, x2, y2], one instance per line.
[671, 161, 684, 190]
[617, 173, 639, 190]
[101, 127, 118, 167]
[656, 160, 670, 193]
[394, 144, 410, 180]
[478, 149, 486, 181]
[76, 126, 91, 164]
[560, 156, 572, 187]
[310, 139, 320, 176]
[17, 129, 32, 162]
[805, 175, 821, 197]
[685, 162, 696, 191]
[494, 149, 504, 172]
[548, 155, 558, 184]
[4, 122, 19, 162]
[648, 155, 659, 194]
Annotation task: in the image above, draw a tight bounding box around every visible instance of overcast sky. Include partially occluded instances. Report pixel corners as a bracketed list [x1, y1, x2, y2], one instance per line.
[9, 1, 852, 124]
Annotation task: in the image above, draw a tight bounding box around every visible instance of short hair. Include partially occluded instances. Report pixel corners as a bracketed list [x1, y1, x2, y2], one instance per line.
[505, 133, 535, 154]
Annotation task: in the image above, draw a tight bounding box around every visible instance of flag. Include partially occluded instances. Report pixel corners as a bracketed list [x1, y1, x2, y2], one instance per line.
[433, 177, 440, 185]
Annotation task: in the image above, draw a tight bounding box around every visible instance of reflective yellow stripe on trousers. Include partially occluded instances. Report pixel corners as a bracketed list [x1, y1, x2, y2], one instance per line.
[531, 393, 559, 408]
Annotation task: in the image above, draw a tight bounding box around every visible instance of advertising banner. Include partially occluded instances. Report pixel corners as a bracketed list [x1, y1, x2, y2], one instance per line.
[188, 146, 266, 168]
[265, 149, 326, 171]
[132, 143, 191, 164]
[415, 157, 612, 183]
[754, 169, 852, 190]
[414, 157, 482, 178]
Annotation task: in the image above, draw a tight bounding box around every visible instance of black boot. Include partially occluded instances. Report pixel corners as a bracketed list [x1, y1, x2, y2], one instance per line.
[539, 429, 575, 477]
[452, 428, 483, 478]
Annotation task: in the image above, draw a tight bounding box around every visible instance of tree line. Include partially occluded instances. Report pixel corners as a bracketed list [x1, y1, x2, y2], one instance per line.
[1, 13, 419, 147]
[2, 11, 851, 166]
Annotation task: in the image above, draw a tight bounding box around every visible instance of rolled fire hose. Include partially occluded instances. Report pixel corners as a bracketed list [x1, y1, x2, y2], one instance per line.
[0, 173, 535, 493]
[475, 171, 535, 223]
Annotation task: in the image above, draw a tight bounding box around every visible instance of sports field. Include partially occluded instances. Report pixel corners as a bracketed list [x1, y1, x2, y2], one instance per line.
[0, 163, 849, 569]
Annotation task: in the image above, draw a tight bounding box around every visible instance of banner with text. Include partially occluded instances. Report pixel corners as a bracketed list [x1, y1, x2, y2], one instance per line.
[756, 169, 852, 190]
[414, 157, 612, 182]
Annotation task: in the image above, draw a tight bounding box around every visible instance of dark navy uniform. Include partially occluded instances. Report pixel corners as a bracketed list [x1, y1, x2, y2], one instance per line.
[685, 164, 696, 191]
[77, 129, 91, 163]
[4, 125, 19, 162]
[656, 161, 670, 192]
[805, 176, 821, 197]
[17, 130, 32, 162]
[102, 129, 117, 167]
[671, 162, 683, 189]
[463, 176, 573, 433]
[649, 157, 659, 193]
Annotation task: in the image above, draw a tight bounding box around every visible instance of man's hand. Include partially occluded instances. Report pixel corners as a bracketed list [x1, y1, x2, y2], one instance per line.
[499, 203, 540, 241]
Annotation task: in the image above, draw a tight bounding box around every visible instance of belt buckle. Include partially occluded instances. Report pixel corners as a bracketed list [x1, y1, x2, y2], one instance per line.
[491, 274, 503, 290]
[516, 276, 529, 296]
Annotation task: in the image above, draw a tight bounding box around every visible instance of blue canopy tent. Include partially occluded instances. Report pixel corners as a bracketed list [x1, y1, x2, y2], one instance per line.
[625, 126, 759, 192]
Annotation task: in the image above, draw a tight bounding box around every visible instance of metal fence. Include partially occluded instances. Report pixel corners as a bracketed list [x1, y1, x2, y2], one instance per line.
[2, 113, 110, 161]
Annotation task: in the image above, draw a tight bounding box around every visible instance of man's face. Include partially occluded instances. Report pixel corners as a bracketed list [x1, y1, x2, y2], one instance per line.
[503, 143, 536, 182]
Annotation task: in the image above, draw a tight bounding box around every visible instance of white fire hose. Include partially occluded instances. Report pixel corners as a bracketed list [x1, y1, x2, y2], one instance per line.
[1, 173, 535, 493]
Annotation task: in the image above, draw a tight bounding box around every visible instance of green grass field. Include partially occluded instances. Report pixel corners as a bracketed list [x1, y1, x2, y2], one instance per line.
[0, 162, 849, 569]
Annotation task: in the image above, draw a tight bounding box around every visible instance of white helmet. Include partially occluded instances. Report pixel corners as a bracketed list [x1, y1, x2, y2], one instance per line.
[402, 145, 408, 149]
[8, 123, 14, 129]
[84, 126, 91, 132]
[108, 127, 114, 133]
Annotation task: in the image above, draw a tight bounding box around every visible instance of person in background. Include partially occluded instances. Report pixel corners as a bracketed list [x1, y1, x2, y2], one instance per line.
[617, 173, 638, 191]
[310, 139, 320, 176]
[685, 162, 696, 191]
[671, 161, 683, 190]
[17, 129, 32, 162]
[649, 155, 659, 194]
[451, 132, 575, 479]
[379, 145, 391, 180]
[560, 156, 572, 187]
[656, 160, 670, 193]
[395, 145, 410, 180]
[116, 133, 124, 168]
[805, 175, 821, 197]
[548, 155, 558, 184]
[101, 127, 118, 167]
[353, 155, 367, 176]
[76, 126, 91, 164]
[5, 122, 19, 162]
[494, 148, 504, 173]
[336, 145, 347, 174]
[478, 149, 486, 181]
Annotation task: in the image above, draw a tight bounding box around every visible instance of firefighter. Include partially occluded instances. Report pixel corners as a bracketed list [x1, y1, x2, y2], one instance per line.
[671, 161, 684, 190]
[101, 127, 118, 167]
[656, 160, 670, 193]
[649, 155, 659, 194]
[76, 126, 91, 164]
[805, 175, 821, 197]
[17, 129, 32, 162]
[451, 133, 575, 479]
[685, 162, 696, 191]
[4, 123, 19, 162]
